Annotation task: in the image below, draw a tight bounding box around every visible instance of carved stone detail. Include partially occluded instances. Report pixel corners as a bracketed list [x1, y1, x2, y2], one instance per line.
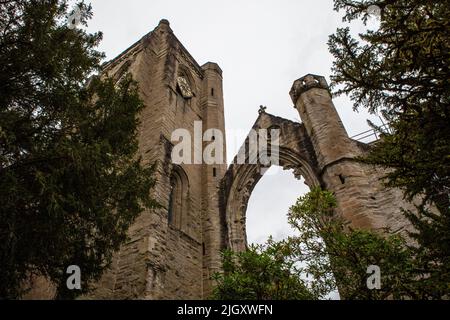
[289, 74, 330, 105]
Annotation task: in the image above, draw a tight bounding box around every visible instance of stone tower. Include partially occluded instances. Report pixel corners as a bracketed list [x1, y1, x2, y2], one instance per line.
[89, 19, 227, 299]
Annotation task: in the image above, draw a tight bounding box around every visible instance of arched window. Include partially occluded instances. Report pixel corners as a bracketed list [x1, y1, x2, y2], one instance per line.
[114, 60, 132, 87]
[168, 165, 189, 231]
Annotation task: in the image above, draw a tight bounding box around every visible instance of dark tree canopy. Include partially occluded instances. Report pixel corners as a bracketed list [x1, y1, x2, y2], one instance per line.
[0, 0, 158, 299]
[329, 0, 450, 204]
[328, 0, 450, 298]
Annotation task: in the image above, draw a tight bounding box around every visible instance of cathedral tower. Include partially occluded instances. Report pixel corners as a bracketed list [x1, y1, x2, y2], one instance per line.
[90, 19, 227, 299]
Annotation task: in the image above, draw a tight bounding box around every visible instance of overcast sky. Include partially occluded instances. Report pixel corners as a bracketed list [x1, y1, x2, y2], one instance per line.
[84, 0, 378, 247]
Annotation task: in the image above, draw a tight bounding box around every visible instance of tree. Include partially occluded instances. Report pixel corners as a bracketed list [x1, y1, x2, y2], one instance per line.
[213, 188, 415, 300]
[328, 0, 450, 298]
[211, 239, 317, 300]
[288, 187, 416, 299]
[0, 0, 158, 299]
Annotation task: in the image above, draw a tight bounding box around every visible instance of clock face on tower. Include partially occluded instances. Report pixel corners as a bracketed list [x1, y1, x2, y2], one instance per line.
[176, 76, 194, 99]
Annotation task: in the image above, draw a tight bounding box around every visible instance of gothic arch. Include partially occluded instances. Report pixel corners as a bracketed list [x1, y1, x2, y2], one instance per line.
[168, 165, 190, 231]
[221, 112, 321, 252]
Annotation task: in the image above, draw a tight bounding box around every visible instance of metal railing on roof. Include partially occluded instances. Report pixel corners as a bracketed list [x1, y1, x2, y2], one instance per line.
[350, 123, 391, 144]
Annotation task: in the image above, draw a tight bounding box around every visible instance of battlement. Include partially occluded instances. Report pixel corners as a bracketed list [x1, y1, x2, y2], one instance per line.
[289, 74, 330, 105]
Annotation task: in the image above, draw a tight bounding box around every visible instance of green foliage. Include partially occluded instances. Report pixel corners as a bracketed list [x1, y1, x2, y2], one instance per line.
[328, 0, 450, 298]
[211, 239, 317, 300]
[213, 188, 416, 300]
[0, 0, 158, 299]
[288, 188, 415, 299]
[403, 205, 450, 298]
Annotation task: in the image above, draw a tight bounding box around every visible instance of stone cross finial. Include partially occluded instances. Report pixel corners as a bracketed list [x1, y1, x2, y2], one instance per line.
[258, 105, 267, 114]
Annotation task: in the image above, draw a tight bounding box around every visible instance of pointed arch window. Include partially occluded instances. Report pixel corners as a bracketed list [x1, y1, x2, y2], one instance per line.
[114, 60, 132, 87]
[168, 165, 190, 230]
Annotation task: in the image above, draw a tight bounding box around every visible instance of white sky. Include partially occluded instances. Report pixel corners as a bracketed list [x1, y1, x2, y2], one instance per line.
[85, 0, 378, 248]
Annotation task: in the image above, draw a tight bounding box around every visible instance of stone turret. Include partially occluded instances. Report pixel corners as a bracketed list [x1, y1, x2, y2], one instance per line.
[200, 61, 227, 296]
[290, 74, 383, 230]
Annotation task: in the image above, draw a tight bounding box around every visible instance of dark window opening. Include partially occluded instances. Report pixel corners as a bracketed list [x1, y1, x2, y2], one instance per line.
[168, 166, 189, 230]
[168, 182, 174, 224]
[212, 136, 215, 141]
[338, 174, 346, 184]
[211, 88, 214, 96]
[213, 168, 217, 177]
[202, 243, 206, 255]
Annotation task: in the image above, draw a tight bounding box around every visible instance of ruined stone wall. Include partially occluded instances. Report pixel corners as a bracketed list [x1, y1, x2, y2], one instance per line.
[219, 112, 323, 251]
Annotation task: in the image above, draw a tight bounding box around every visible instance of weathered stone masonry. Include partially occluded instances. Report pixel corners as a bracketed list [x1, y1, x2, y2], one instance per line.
[29, 19, 413, 299]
